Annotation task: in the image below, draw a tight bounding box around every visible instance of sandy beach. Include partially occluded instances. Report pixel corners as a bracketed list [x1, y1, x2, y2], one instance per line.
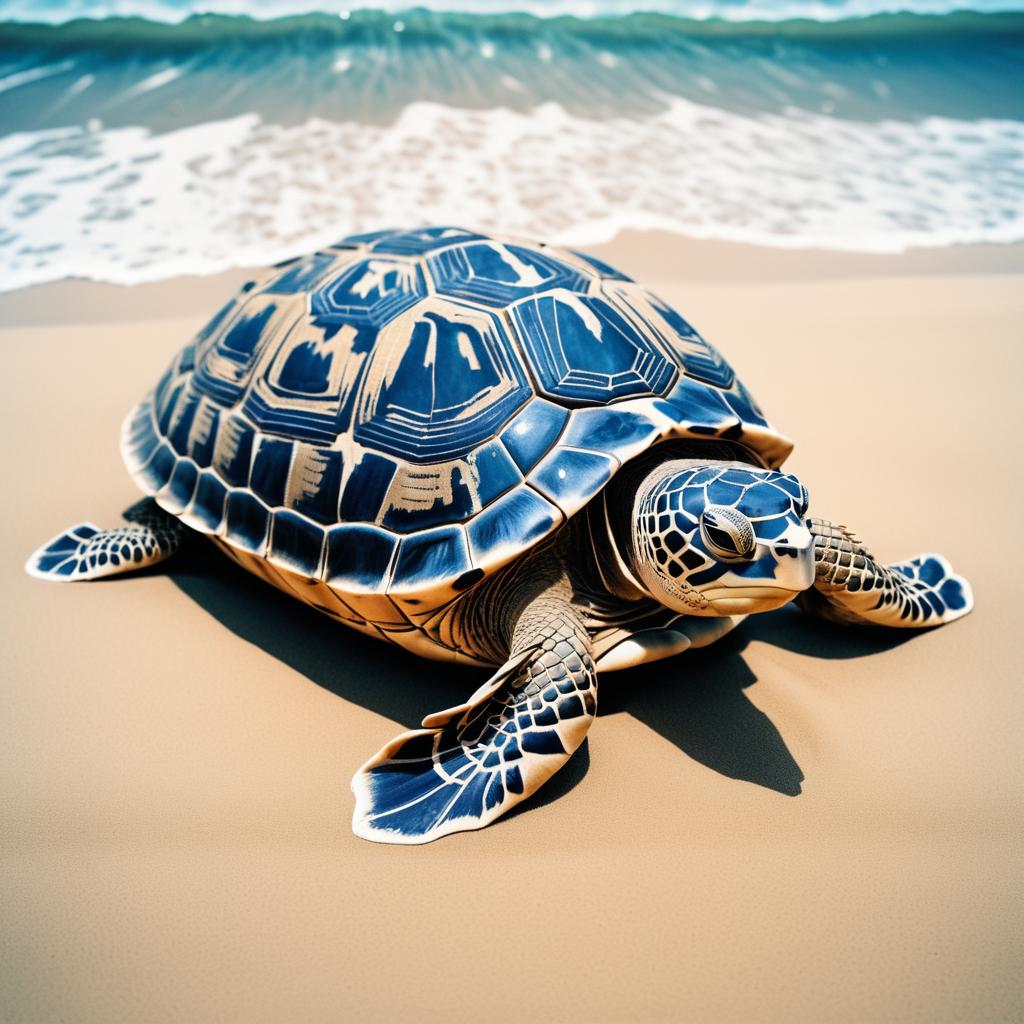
[2, 233, 1021, 1022]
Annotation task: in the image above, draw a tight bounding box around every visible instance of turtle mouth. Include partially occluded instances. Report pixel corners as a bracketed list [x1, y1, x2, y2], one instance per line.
[702, 585, 802, 613]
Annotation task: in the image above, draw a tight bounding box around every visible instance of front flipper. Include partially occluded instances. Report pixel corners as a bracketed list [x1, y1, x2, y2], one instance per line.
[352, 599, 596, 845]
[26, 498, 184, 582]
[796, 518, 973, 628]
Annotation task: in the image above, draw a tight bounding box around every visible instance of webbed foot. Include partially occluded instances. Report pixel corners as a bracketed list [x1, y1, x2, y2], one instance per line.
[26, 498, 184, 581]
[352, 597, 596, 844]
[797, 519, 973, 628]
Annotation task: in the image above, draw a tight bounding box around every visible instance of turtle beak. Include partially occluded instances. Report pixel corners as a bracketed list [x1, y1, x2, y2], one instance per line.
[699, 521, 815, 615]
[770, 521, 815, 594]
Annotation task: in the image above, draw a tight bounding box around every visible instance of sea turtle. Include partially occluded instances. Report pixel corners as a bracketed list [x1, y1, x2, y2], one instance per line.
[27, 226, 973, 845]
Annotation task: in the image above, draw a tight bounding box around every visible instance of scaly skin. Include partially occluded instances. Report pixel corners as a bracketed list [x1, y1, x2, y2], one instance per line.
[351, 550, 598, 844]
[26, 497, 184, 581]
[797, 517, 972, 627]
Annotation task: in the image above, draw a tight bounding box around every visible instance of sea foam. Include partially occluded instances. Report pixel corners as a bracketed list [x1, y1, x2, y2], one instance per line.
[2, 98, 1022, 291]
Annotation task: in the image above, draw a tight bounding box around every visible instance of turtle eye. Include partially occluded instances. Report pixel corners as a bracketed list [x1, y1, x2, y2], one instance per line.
[700, 505, 756, 561]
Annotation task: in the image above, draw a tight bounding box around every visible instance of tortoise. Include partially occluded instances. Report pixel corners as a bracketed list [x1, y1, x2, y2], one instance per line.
[26, 226, 973, 844]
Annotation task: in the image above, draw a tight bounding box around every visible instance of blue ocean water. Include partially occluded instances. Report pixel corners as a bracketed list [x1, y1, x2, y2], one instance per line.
[1, 2, 1022, 289]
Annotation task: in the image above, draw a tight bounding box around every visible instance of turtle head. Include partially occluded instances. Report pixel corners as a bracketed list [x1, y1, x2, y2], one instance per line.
[629, 462, 815, 616]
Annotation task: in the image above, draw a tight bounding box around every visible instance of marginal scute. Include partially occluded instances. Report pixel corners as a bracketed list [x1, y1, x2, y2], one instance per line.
[498, 398, 568, 473]
[163, 460, 199, 514]
[325, 524, 398, 591]
[559, 406, 664, 462]
[139, 441, 175, 493]
[392, 524, 472, 595]
[269, 509, 326, 578]
[188, 471, 228, 532]
[529, 447, 617, 515]
[225, 490, 271, 554]
[661, 376, 737, 430]
[466, 486, 562, 568]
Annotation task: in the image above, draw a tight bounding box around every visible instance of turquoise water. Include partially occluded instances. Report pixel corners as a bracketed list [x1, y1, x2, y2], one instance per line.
[1, 4, 1022, 289]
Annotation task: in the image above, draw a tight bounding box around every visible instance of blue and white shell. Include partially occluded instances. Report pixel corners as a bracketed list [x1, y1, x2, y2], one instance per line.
[122, 227, 792, 649]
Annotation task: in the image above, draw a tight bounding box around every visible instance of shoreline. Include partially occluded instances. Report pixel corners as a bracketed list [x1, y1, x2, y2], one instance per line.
[3, 231, 1024, 326]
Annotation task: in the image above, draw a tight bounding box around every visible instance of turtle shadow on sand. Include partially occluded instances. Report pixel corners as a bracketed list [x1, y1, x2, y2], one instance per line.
[165, 540, 917, 817]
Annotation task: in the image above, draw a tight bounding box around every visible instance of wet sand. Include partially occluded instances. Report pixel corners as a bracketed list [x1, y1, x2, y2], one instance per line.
[2, 234, 1021, 1022]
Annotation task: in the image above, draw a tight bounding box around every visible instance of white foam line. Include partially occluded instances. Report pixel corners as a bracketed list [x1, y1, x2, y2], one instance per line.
[1, 98, 1022, 291]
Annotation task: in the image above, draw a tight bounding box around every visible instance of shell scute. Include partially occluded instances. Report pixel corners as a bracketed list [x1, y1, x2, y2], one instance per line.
[370, 226, 486, 256]
[528, 447, 617, 515]
[325, 524, 398, 592]
[269, 510, 326, 578]
[192, 295, 288, 406]
[509, 291, 677, 405]
[353, 298, 532, 465]
[249, 436, 293, 507]
[287, 445, 345, 526]
[427, 240, 589, 308]
[123, 228, 793, 612]
[263, 251, 340, 295]
[609, 283, 736, 391]
[311, 256, 427, 329]
[212, 415, 256, 488]
[466, 486, 562, 569]
[498, 399, 568, 474]
[392, 525, 472, 597]
[338, 452, 398, 522]
[559, 406, 663, 461]
[224, 491, 271, 555]
[187, 472, 228, 533]
[164, 460, 199, 514]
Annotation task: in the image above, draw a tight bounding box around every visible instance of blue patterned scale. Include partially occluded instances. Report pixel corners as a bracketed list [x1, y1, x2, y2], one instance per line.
[122, 227, 792, 604]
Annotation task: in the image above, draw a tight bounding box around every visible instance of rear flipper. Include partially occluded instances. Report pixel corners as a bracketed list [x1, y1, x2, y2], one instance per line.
[352, 593, 596, 845]
[796, 518, 973, 628]
[26, 498, 184, 582]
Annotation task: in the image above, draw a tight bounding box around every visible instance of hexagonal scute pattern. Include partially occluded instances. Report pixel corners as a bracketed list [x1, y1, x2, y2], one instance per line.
[428, 240, 589, 308]
[510, 292, 676, 405]
[124, 227, 791, 615]
[370, 226, 487, 256]
[354, 299, 532, 464]
[311, 256, 427, 328]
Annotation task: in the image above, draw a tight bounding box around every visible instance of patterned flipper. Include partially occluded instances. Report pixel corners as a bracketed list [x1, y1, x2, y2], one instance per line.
[352, 599, 596, 844]
[796, 518, 973, 627]
[26, 498, 183, 582]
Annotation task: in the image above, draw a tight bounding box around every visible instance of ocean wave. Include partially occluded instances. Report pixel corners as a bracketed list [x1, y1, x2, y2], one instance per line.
[3, 100, 1022, 291]
[2, 0, 1020, 27]
[2, 8, 1022, 138]
[4, 7, 1023, 50]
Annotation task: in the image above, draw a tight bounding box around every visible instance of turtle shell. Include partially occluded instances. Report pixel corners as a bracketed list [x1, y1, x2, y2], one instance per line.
[122, 226, 792, 623]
